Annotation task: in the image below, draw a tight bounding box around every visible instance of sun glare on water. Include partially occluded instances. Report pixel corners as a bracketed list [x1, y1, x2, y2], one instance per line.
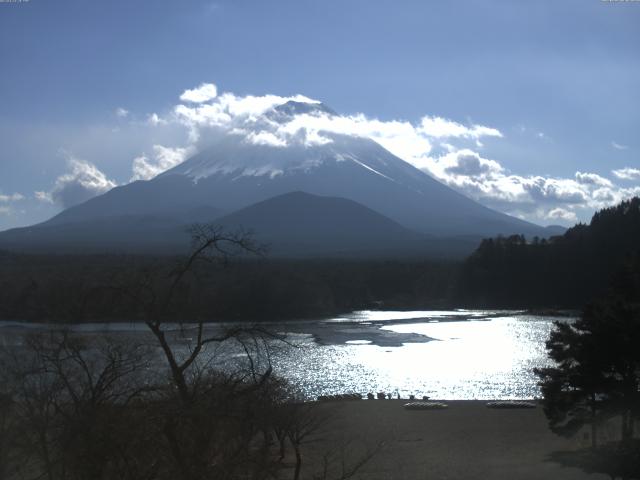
[272, 312, 560, 400]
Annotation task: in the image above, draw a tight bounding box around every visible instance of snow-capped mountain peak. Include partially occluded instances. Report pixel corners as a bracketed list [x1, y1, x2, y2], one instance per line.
[269, 100, 337, 119]
[32, 99, 548, 241]
[165, 100, 385, 182]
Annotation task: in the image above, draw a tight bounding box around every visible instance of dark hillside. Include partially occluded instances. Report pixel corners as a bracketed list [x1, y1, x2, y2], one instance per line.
[455, 197, 640, 308]
[0, 253, 458, 323]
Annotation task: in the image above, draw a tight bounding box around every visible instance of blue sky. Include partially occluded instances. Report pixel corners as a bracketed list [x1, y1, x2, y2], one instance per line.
[1, 0, 639, 230]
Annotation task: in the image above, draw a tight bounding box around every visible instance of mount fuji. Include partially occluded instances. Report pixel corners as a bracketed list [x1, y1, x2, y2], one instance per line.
[0, 101, 561, 257]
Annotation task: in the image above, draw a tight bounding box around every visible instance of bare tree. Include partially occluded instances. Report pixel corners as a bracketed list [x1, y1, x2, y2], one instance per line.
[119, 225, 289, 480]
[1, 224, 381, 480]
[130, 225, 267, 404]
[0, 331, 155, 480]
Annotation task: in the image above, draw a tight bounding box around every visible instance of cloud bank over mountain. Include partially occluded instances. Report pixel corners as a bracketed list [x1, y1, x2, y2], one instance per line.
[35, 154, 117, 209]
[29, 82, 640, 227]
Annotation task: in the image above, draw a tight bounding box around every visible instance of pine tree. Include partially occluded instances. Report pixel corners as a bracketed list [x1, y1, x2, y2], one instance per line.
[535, 261, 640, 447]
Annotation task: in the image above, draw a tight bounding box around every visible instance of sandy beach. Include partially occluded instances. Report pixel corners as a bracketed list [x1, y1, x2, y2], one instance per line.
[295, 400, 607, 480]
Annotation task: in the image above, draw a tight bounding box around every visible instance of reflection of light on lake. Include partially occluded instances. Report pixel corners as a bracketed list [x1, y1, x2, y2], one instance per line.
[1, 311, 568, 401]
[381, 317, 525, 373]
[326, 309, 510, 323]
[271, 314, 561, 400]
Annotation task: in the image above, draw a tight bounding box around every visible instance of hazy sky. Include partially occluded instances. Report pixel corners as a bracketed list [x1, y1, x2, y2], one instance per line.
[1, 0, 639, 230]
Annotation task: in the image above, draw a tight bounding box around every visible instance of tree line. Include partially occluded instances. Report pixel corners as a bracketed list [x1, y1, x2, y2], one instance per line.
[455, 197, 640, 309]
[1, 197, 639, 324]
[0, 252, 458, 323]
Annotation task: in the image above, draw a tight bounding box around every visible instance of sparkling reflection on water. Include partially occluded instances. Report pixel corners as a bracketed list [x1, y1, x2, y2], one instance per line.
[0, 311, 570, 401]
[270, 313, 564, 400]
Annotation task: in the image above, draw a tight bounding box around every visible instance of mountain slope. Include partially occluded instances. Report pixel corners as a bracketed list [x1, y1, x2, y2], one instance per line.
[215, 191, 428, 257]
[43, 128, 545, 237]
[0, 205, 223, 254]
[0, 100, 556, 256]
[160, 132, 540, 237]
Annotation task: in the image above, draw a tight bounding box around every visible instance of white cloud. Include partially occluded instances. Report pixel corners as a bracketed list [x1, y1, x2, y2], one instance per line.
[575, 171, 613, 187]
[147, 113, 168, 126]
[172, 91, 320, 142]
[131, 144, 195, 181]
[612, 141, 628, 151]
[151, 82, 486, 164]
[412, 147, 640, 225]
[124, 81, 640, 226]
[547, 208, 578, 223]
[0, 193, 24, 203]
[167, 82, 435, 157]
[418, 116, 502, 140]
[115, 107, 129, 118]
[34, 191, 53, 203]
[40, 155, 117, 208]
[523, 177, 587, 204]
[444, 150, 503, 177]
[0, 192, 24, 216]
[179, 83, 219, 103]
[245, 131, 287, 148]
[274, 112, 434, 158]
[612, 167, 640, 181]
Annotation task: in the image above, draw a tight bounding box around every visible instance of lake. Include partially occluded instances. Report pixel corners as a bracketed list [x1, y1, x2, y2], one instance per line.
[266, 310, 568, 400]
[0, 310, 571, 400]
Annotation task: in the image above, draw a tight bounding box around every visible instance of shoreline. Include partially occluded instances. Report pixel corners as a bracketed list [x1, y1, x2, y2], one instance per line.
[0, 308, 562, 348]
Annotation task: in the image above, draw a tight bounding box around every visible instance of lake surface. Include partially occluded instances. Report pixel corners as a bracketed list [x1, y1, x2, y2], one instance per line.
[266, 310, 567, 400]
[0, 310, 571, 400]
